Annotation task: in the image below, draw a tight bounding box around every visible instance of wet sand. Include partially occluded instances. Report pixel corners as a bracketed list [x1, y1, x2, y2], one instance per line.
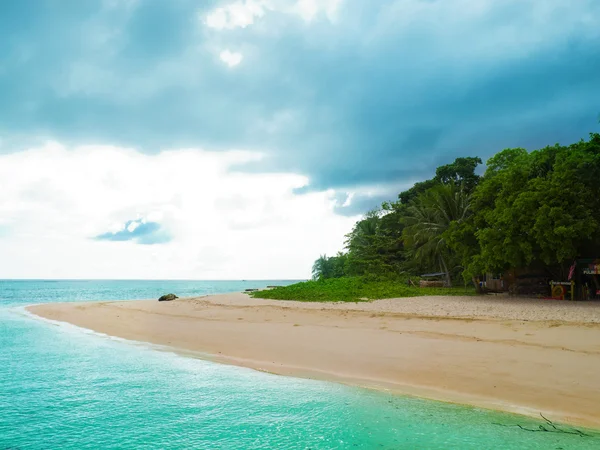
[28, 293, 600, 428]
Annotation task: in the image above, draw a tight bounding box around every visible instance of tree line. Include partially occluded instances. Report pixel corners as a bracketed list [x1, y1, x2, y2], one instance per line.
[312, 134, 600, 288]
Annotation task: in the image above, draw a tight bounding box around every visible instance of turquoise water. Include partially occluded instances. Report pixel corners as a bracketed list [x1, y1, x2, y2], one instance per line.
[1, 280, 598, 449]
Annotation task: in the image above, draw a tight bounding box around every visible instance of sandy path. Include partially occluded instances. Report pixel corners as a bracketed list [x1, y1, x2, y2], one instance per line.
[28, 293, 600, 428]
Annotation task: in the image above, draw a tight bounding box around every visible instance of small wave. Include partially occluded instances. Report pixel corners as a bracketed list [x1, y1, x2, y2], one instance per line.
[20, 307, 131, 343]
[19, 306, 197, 359]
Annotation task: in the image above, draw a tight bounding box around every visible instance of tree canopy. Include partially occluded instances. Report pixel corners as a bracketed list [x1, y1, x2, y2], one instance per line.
[311, 134, 600, 286]
[451, 134, 600, 280]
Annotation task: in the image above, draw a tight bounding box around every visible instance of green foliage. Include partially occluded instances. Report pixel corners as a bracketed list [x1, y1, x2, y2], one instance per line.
[312, 253, 347, 280]
[343, 208, 405, 277]
[453, 133, 600, 279]
[251, 277, 476, 302]
[306, 133, 600, 291]
[402, 183, 472, 285]
[398, 178, 438, 205]
[485, 147, 528, 174]
[435, 156, 482, 192]
[311, 156, 483, 284]
[398, 156, 482, 204]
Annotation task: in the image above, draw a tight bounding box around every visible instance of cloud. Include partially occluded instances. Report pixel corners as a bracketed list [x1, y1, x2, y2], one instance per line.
[220, 49, 243, 67]
[205, 0, 267, 29]
[203, 0, 341, 29]
[0, 143, 356, 279]
[0, 0, 598, 219]
[95, 219, 172, 245]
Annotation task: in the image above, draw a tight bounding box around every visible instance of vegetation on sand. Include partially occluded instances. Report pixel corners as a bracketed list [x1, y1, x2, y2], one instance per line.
[251, 277, 475, 302]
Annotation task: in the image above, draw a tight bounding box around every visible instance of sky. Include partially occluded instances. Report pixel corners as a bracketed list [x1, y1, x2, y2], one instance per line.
[1, 0, 599, 279]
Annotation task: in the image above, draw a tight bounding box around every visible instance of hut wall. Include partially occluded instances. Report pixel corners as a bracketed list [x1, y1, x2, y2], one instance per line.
[419, 280, 445, 288]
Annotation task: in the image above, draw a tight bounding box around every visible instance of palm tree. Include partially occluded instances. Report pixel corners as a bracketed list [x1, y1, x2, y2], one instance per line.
[403, 183, 471, 286]
[312, 255, 332, 280]
[345, 211, 380, 250]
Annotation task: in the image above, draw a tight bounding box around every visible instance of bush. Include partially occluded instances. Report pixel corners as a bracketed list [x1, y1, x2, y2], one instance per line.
[251, 277, 475, 302]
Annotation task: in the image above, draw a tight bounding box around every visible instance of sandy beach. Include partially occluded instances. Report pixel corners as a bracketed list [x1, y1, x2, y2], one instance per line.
[28, 293, 600, 428]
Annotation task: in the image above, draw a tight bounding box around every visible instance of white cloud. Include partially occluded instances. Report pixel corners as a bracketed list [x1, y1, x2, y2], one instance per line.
[126, 220, 140, 232]
[219, 49, 244, 67]
[204, 0, 343, 29]
[341, 192, 353, 207]
[0, 142, 356, 279]
[205, 0, 267, 30]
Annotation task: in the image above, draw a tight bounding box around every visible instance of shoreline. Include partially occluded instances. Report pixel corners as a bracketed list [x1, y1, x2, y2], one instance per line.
[27, 293, 600, 429]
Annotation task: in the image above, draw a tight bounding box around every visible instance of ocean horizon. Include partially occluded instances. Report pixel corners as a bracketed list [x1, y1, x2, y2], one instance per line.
[1, 279, 598, 449]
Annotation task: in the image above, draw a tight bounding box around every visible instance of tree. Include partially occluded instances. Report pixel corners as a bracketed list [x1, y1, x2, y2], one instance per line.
[398, 179, 438, 204]
[435, 156, 482, 192]
[403, 183, 472, 286]
[312, 255, 333, 280]
[308, 133, 600, 287]
[343, 208, 405, 277]
[398, 156, 482, 204]
[344, 211, 382, 276]
[459, 134, 600, 279]
[312, 253, 348, 280]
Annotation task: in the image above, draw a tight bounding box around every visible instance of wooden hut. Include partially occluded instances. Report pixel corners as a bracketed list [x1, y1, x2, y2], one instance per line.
[419, 272, 449, 288]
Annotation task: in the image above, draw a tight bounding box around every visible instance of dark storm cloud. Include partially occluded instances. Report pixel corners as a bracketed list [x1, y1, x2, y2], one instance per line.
[1, 0, 599, 214]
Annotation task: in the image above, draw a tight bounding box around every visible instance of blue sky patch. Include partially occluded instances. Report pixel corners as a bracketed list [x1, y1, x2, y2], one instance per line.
[95, 220, 171, 245]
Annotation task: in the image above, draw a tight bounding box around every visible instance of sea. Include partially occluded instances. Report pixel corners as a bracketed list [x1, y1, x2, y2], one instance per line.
[1, 279, 597, 449]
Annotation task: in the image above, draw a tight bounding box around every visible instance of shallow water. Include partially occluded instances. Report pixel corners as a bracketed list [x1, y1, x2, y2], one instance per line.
[1, 280, 598, 449]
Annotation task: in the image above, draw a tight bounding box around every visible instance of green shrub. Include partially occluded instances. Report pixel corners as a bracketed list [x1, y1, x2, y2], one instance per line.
[251, 277, 475, 302]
